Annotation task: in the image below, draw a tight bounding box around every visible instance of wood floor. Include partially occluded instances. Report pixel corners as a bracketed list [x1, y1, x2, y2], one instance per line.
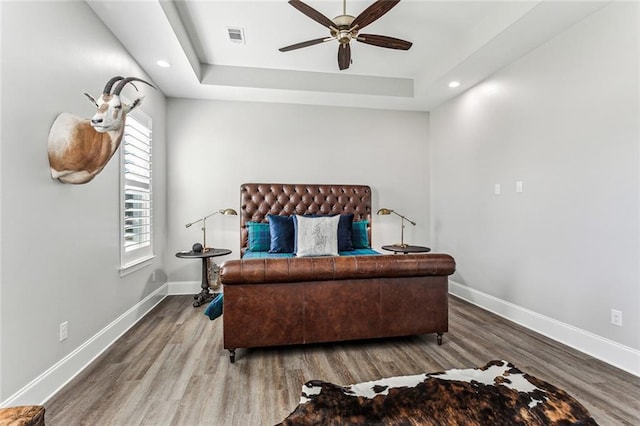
[45, 295, 640, 425]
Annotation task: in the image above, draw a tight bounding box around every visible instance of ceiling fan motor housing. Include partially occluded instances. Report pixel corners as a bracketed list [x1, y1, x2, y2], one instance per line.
[332, 14, 357, 44]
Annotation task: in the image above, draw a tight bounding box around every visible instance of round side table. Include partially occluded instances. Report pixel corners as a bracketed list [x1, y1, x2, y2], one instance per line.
[381, 244, 431, 254]
[176, 248, 231, 307]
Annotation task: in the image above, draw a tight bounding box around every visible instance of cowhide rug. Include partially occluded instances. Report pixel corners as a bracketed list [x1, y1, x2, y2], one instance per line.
[278, 360, 598, 425]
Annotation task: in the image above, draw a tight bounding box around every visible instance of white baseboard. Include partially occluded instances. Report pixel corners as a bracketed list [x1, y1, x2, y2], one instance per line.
[449, 280, 640, 377]
[167, 280, 201, 295]
[0, 284, 168, 408]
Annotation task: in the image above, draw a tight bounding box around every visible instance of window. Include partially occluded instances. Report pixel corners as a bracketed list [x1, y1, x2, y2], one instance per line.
[120, 109, 153, 271]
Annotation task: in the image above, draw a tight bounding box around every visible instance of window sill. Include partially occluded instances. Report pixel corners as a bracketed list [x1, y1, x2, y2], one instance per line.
[120, 255, 156, 277]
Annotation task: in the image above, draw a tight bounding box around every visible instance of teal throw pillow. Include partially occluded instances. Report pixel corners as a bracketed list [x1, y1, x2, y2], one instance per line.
[204, 293, 223, 320]
[247, 221, 270, 252]
[351, 220, 370, 249]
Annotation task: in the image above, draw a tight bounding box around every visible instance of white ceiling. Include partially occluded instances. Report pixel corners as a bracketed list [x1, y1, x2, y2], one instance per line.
[87, 0, 608, 112]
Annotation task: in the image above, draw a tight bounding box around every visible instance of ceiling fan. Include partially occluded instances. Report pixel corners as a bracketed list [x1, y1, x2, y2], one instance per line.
[279, 0, 412, 71]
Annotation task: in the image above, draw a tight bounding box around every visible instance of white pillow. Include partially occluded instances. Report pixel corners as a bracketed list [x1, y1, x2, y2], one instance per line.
[295, 215, 340, 257]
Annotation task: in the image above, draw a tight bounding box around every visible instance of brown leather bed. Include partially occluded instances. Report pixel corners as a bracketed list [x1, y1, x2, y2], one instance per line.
[219, 183, 455, 363]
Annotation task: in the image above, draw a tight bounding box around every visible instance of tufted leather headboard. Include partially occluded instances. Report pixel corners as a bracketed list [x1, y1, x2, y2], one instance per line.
[240, 183, 372, 256]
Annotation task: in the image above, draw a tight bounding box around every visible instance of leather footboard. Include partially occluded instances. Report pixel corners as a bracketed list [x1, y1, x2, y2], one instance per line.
[223, 276, 448, 350]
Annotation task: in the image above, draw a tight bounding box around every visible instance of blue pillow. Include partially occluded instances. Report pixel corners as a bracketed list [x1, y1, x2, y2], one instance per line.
[267, 214, 295, 253]
[337, 214, 354, 251]
[352, 220, 370, 249]
[292, 213, 354, 252]
[246, 221, 270, 252]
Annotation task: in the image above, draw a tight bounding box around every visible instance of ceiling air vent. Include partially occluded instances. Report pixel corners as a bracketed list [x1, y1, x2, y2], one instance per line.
[227, 27, 245, 44]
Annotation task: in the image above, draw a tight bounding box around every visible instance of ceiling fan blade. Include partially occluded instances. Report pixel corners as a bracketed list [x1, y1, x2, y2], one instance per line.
[338, 43, 351, 70]
[356, 34, 412, 50]
[351, 0, 401, 30]
[279, 37, 332, 52]
[288, 0, 335, 29]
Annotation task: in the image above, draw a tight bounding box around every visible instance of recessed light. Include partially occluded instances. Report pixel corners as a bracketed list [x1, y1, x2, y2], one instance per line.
[448, 81, 460, 88]
[156, 60, 171, 68]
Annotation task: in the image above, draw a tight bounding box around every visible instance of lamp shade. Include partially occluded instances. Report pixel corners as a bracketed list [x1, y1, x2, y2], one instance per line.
[377, 208, 393, 215]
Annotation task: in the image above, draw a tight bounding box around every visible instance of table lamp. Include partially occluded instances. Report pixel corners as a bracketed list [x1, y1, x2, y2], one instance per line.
[185, 208, 237, 252]
[376, 208, 416, 248]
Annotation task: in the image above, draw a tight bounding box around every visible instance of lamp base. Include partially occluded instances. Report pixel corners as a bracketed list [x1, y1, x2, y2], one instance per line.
[392, 243, 409, 248]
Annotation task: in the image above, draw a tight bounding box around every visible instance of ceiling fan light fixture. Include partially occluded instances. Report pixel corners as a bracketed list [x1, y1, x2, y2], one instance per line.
[337, 29, 354, 44]
[333, 14, 355, 27]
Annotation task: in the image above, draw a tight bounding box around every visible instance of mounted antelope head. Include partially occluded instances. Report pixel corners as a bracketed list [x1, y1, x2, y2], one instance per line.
[48, 76, 155, 184]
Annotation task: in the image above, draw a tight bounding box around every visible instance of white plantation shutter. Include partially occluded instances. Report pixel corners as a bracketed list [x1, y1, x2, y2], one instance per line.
[121, 110, 153, 269]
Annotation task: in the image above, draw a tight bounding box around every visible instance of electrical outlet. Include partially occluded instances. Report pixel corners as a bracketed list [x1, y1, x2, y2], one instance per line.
[152, 271, 156, 282]
[611, 309, 622, 326]
[59, 321, 68, 341]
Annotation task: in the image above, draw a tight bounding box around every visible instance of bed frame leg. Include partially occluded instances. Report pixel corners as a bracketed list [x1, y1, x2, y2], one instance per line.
[437, 333, 443, 345]
[229, 349, 236, 363]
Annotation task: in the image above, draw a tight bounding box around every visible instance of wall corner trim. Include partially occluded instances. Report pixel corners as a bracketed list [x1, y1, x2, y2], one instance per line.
[0, 284, 168, 408]
[449, 280, 640, 377]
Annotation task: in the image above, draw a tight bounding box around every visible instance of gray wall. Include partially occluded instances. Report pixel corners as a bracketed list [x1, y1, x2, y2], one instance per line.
[166, 99, 430, 282]
[430, 2, 639, 354]
[0, 1, 167, 402]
